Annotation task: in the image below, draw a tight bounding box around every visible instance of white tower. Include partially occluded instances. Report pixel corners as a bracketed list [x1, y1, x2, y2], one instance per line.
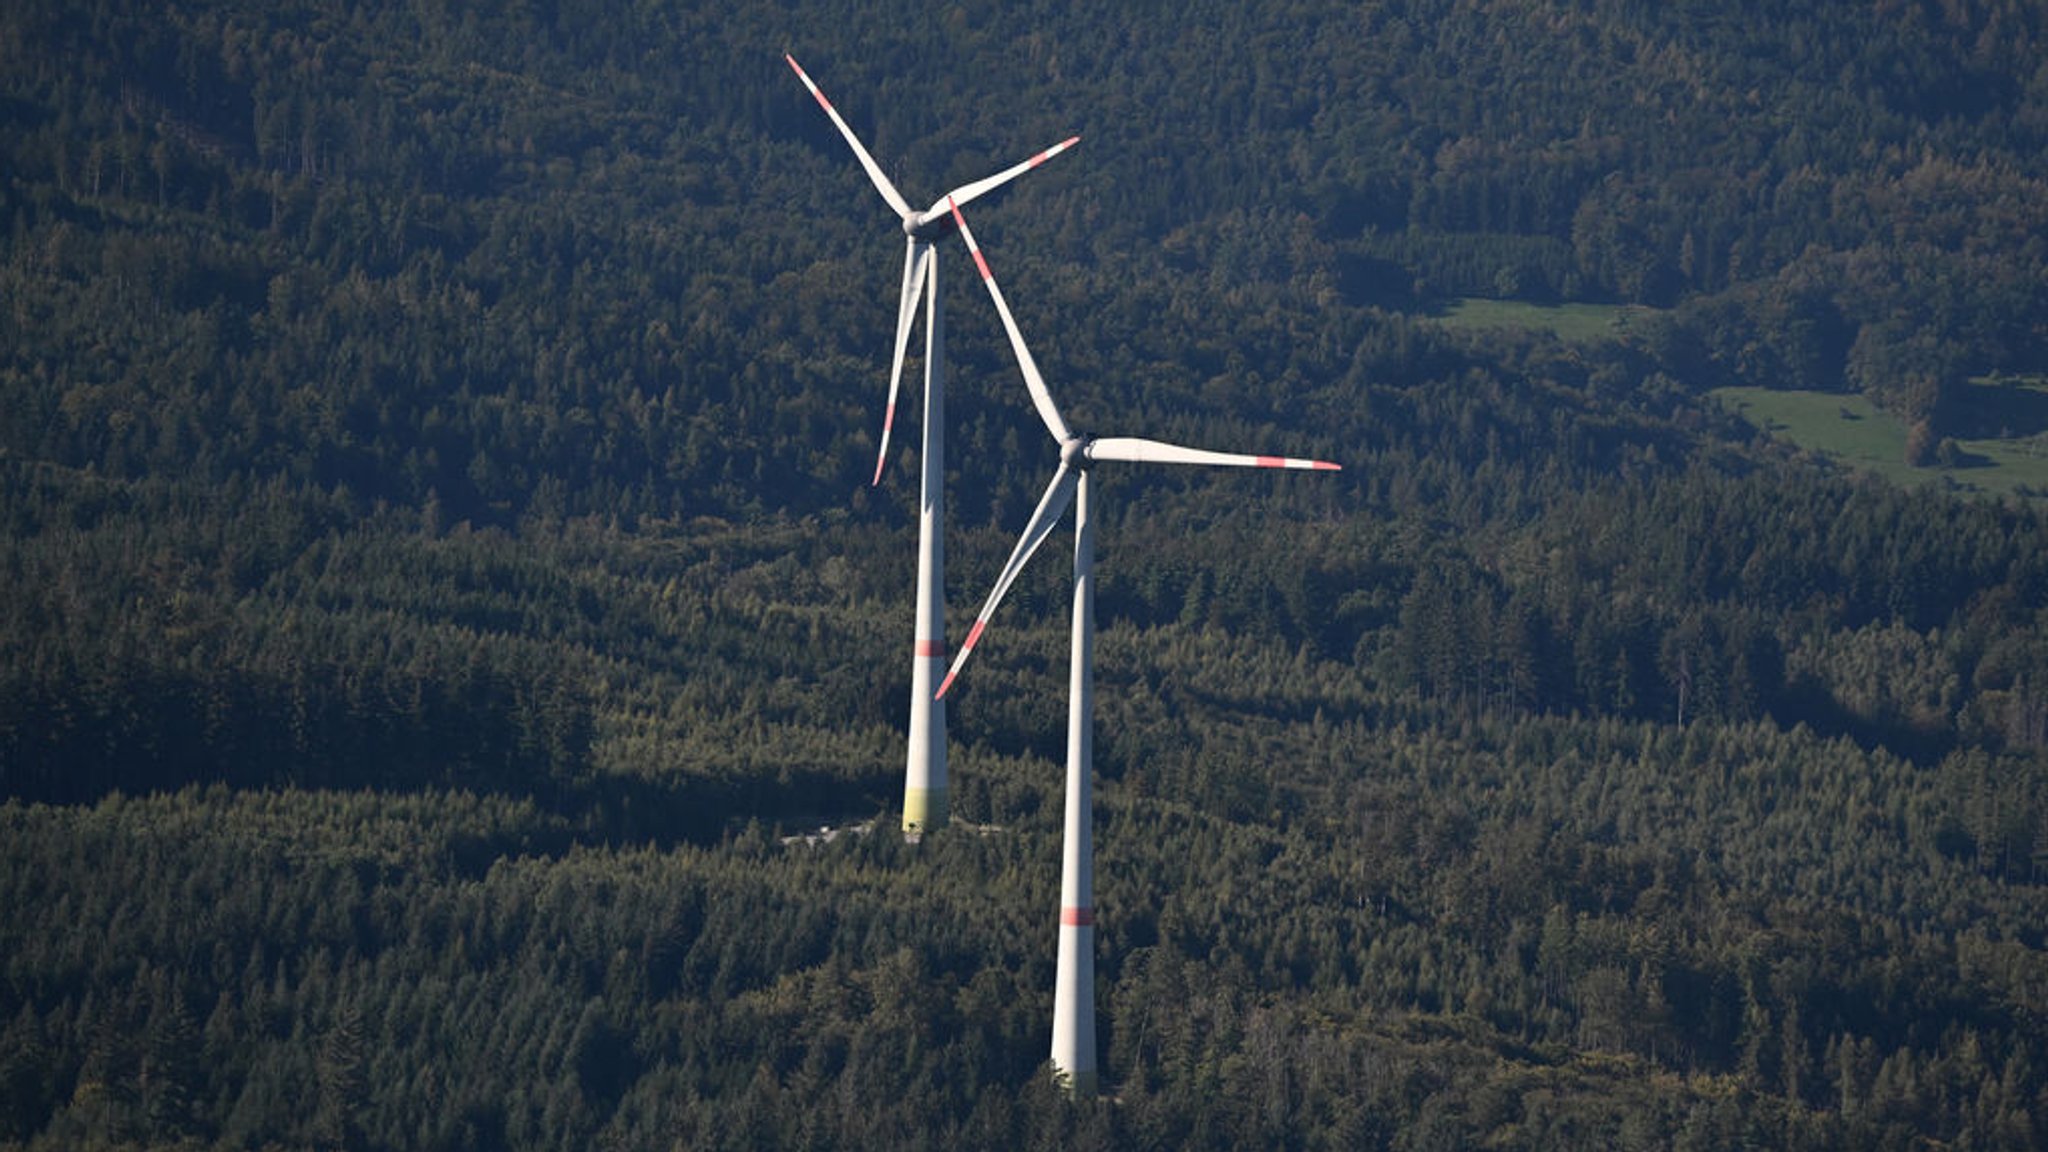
[902, 254, 946, 835]
[1050, 469, 1097, 1092]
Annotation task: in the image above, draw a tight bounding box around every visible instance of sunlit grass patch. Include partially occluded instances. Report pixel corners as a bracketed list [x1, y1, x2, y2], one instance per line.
[1428, 298, 1650, 344]
[1714, 383, 2048, 499]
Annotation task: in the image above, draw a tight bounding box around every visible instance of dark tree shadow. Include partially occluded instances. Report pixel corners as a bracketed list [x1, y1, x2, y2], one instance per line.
[1944, 380, 2048, 440]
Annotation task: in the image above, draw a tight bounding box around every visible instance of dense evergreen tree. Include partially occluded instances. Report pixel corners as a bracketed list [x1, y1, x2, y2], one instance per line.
[3, 0, 2047, 1147]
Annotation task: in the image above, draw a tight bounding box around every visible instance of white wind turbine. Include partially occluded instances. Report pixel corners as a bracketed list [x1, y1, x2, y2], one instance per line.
[933, 199, 1340, 1095]
[785, 53, 1078, 838]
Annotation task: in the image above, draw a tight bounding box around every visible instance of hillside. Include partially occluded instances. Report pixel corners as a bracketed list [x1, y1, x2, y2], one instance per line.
[3, 1, 2047, 1148]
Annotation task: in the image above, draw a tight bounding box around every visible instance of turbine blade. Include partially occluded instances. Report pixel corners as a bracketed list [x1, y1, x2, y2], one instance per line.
[935, 465, 1079, 700]
[946, 198, 1073, 444]
[785, 53, 914, 221]
[876, 239, 933, 485]
[917, 135, 1081, 225]
[1086, 437, 1342, 471]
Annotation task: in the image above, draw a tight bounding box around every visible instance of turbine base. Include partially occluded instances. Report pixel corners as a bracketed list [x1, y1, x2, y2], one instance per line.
[1051, 1063, 1098, 1100]
[901, 786, 948, 838]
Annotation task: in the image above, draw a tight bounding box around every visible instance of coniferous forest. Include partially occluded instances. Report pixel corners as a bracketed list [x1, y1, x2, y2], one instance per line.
[5, 1, 2048, 1148]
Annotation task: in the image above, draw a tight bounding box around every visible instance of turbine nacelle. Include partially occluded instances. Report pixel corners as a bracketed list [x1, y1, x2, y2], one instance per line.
[904, 206, 961, 242]
[1061, 436, 1094, 471]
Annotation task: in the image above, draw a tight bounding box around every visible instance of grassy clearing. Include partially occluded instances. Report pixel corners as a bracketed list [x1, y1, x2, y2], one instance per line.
[1428, 298, 1650, 344]
[1419, 298, 2048, 500]
[1713, 382, 2048, 499]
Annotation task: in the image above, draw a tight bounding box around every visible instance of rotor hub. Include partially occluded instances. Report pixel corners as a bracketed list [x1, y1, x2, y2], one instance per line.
[1061, 436, 1094, 471]
[903, 212, 953, 242]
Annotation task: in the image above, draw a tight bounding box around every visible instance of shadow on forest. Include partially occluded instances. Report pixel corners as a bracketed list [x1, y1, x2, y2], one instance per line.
[1779, 678, 1955, 768]
[0, 667, 890, 851]
[1336, 252, 1423, 311]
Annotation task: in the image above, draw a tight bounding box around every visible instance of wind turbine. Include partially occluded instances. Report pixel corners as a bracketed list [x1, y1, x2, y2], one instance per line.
[785, 53, 1078, 838]
[933, 199, 1339, 1095]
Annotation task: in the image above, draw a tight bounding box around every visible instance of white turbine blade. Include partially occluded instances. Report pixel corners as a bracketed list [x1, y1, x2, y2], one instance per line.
[935, 465, 1079, 700]
[875, 238, 933, 485]
[946, 198, 1073, 444]
[1086, 437, 1342, 471]
[916, 135, 1081, 226]
[785, 53, 914, 221]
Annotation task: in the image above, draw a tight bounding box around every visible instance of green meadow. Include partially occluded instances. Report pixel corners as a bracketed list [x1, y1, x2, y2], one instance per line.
[1714, 381, 2048, 499]
[1423, 294, 2048, 499]
[1424, 297, 2048, 500]
[1428, 298, 1650, 344]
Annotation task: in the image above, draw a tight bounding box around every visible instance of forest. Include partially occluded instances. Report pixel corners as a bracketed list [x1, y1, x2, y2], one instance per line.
[3, 0, 2047, 1148]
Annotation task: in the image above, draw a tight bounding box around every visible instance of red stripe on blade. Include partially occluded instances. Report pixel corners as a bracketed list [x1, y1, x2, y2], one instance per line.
[1031, 141, 1071, 167]
[933, 620, 986, 700]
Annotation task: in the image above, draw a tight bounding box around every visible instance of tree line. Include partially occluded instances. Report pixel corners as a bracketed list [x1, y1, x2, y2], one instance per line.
[2, 0, 2046, 1147]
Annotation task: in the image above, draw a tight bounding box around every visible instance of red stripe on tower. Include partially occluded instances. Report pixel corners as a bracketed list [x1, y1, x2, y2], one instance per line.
[1061, 907, 1095, 927]
[916, 640, 944, 658]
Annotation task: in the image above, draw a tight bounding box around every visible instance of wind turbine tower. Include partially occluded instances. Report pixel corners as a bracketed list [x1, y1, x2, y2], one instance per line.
[935, 201, 1339, 1093]
[785, 54, 1077, 837]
